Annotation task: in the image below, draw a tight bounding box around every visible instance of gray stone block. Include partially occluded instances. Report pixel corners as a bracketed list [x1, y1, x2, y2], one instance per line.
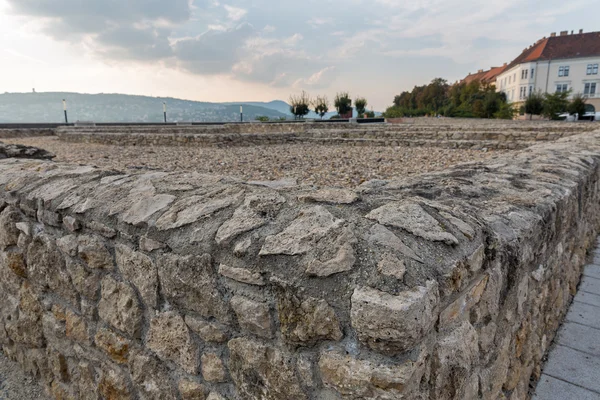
[534, 374, 600, 400]
[542, 345, 600, 393]
[557, 322, 600, 357]
[566, 301, 600, 330]
[577, 291, 600, 308]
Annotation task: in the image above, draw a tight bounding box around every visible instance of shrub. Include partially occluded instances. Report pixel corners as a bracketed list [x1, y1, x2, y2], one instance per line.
[567, 93, 587, 118]
[355, 97, 368, 116]
[542, 90, 571, 120]
[524, 90, 544, 119]
[334, 92, 352, 116]
[289, 91, 311, 119]
[312, 95, 329, 119]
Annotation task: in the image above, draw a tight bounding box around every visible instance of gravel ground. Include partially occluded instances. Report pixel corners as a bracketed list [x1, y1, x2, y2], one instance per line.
[2, 137, 510, 187]
[0, 351, 48, 399]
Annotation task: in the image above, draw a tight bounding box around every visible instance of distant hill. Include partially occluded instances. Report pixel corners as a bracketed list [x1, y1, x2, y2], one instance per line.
[0, 92, 290, 123]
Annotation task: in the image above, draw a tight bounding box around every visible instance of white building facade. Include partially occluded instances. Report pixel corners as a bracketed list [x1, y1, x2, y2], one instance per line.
[495, 30, 600, 113]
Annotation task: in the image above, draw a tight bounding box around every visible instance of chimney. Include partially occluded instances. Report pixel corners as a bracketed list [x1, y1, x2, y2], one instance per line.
[550, 32, 556, 37]
[579, 29, 584, 34]
[571, 30, 574, 34]
[560, 31, 568, 36]
[503, 62, 507, 67]
[478, 69, 483, 73]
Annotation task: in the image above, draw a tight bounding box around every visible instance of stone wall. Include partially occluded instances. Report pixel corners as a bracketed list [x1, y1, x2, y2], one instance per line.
[0, 128, 56, 139]
[1, 130, 600, 399]
[55, 121, 598, 150]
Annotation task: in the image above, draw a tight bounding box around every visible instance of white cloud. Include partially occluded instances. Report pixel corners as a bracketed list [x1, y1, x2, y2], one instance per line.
[224, 5, 247, 21]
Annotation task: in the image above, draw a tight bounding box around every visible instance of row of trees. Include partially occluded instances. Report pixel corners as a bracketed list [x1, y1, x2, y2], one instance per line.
[288, 91, 372, 119]
[384, 78, 515, 119]
[523, 90, 587, 120]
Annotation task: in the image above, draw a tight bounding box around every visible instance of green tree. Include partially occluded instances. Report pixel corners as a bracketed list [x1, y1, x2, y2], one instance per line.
[542, 90, 571, 120]
[494, 102, 517, 119]
[334, 92, 352, 116]
[312, 95, 329, 119]
[355, 97, 368, 116]
[567, 93, 587, 118]
[524, 90, 544, 119]
[289, 91, 311, 119]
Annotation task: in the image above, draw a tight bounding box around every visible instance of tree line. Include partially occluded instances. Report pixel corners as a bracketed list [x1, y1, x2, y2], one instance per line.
[286, 91, 373, 119]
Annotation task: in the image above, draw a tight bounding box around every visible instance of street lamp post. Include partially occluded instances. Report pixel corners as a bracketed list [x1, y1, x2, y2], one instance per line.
[163, 102, 167, 124]
[62, 99, 68, 124]
[240, 105, 243, 122]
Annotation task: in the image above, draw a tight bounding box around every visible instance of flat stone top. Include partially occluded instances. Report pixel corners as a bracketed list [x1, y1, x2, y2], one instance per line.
[1, 130, 599, 306]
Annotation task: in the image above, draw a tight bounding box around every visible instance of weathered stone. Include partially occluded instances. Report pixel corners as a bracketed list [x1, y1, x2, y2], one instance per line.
[15, 222, 31, 236]
[440, 211, 476, 239]
[277, 292, 342, 344]
[215, 192, 285, 245]
[5, 282, 44, 347]
[65, 257, 101, 300]
[158, 254, 230, 322]
[230, 295, 272, 338]
[63, 215, 81, 232]
[365, 224, 422, 262]
[205, 392, 226, 400]
[366, 202, 459, 245]
[57, 234, 78, 256]
[48, 350, 70, 383]
[351, 281, 439, 354]
[319, 350, 427, 399]
[0, 206, 22, 249]
[98, 276, 143, 338]
[439, 274, 488, 326]
[95, 326, 131, 364]
[296, 354, 316, 388]
[156, 190, 243, 231]
[179, 380, 207, 400]
[50, 381, 77, 400]
[305, 227, 356, 277]
[139, 236, 166, 252]
[122, 193, 176, 225]
[129, 348, 178, 400]
[115, 244, 158, 308]
[467, 243, 485, 272]
[65, 309, 90, 343]
[432, 321, 479, 400]
[218, 264, 264, 286]
[98, 364, 133, 400]
[78, 235, 114, 269]
[74, 361, 99, 400]
[1, 250, 27, 278]
[228, 337, 307, 400]
[201, 353, 227, 383]
[146, 311, 200, 374]
[86, 220, 117, 238]
[298, 189, 359, 204]
[260, 206, 342, 256]
[184, 315, 229, 343]
[233, 236, 252, 257]
[377, 252, 406, 280]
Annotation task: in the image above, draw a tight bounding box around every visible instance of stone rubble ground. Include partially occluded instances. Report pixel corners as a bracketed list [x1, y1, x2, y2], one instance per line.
[1, 137, 509, 188]
[0, 351, 49, 399]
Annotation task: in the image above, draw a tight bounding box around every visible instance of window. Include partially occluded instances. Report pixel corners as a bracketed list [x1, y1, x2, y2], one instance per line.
[514, 73, 516, 81]
[556, 84, 568, 93]
[531, 68, 535, 79]
[521, 70, 525, 79]
[508, 76, 511, 84]
[529, 86, 533, 96]
[524, 69, 528, 79]
[587, 64, 599, 75]
[584, 83, 597, 95]
[558, 66, 570, 77]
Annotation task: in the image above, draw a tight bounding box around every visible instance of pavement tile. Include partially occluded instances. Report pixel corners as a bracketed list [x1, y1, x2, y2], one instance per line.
[566, 301, 600, 330]
[584, 264, 600, 280]
[534, 374, 600, 400]
[580, 276, 600, 296]
[542, 345, 600, 393]
[577, 291, 600, 308]
[557, 322, 600, 357]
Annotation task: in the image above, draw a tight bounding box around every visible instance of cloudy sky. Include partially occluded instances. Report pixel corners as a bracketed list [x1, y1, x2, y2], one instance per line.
[0, 0, 597, 110]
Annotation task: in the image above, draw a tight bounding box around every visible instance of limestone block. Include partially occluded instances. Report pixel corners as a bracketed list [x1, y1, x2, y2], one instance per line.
[65, 309, 90, 344]
[86, 221, 117, 238]
[377, 253, 406, 280]
[95, 326, 131, 364]
[0, 206, 22, 249]
[5, 283, 44, 347]
[139, 236, 166, 252]
[115, 244, 158, 308]
[78, 235, 114, 270]
[121, 193, 176, 225]
[439, 274, 488, 327]
[57, 235, 78, 256]
[365, 224, 422, 262]
[129, 348, 178, 400]
[158, 253, 230, 322]
[1, 250, 27, 278]
[63, 215, 81, 232]
[297, 188, 359, 204]
[277, 292, 342, 344]
[218, 264, 264, 286]
[98, 364, 133, 400]
[351, 281, 439, 354]
[98, 276, 143, 338]
[65, 257, 101, 300]
[366, 202, 458, 245]
[184, 315, 229, 343]
[228, 337, 307, 400]
[231, 295, 272, 338]
[215, 192, 285, 245]
[179, 380, 207, 400]
[201, 353, 227, 383]
[432, 321, 479, 400]
[146, 311, 200, 374]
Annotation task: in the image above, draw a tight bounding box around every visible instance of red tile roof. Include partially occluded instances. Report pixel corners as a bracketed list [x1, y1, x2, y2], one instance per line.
[462, 65, 507, 85]
[505, 31, 600, 71]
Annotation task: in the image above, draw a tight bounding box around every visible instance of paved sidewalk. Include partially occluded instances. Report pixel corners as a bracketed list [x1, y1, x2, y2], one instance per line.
[533, 253, 600, 399]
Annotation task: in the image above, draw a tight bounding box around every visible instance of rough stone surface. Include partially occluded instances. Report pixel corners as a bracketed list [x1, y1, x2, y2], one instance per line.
[179, 380, 207, 400]
[115, 244, 158, 308]
[146, 311, 200, 375]
[77, 235, 114, 269]
[351, 281, 439, 354]
[230, 295, 272, 338]
[98, 276, 144, 338]
[218, 264, 265, 286]
[201, 353, 227, 383]
[184, 316, 229, 343]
